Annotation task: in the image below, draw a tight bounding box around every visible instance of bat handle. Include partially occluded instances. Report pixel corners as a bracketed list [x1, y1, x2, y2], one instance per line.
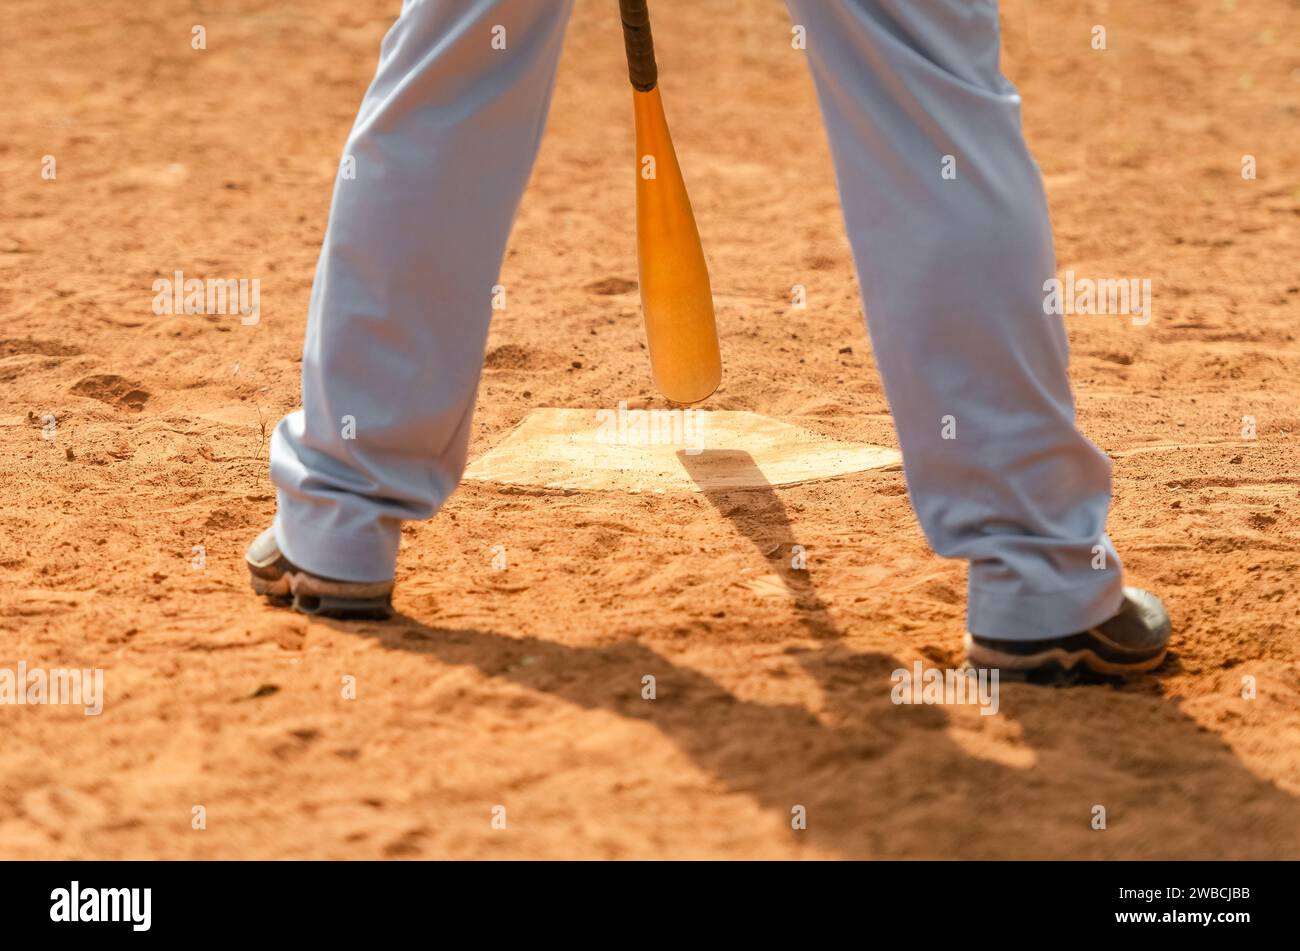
[618, 0, 658, 92]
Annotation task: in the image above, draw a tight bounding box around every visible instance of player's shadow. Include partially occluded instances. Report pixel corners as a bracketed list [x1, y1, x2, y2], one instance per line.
[331, 449, 1300, 857]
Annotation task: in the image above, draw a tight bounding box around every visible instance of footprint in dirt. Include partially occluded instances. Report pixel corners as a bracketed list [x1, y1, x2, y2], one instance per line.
[0, 338, 83, 357]
[585, 276, 638, 296]
[484, 344, 538, 370]
[70, 374, 150, 412]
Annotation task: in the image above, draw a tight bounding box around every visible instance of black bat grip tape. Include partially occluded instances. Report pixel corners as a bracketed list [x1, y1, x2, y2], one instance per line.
[619, 0, 658, 91]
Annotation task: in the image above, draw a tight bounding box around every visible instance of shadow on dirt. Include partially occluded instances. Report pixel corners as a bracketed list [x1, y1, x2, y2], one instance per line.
[328, 449, 1299, 857]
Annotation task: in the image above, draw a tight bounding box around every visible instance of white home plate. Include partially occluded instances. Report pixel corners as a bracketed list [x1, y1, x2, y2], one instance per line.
[463, 408, 900, 493]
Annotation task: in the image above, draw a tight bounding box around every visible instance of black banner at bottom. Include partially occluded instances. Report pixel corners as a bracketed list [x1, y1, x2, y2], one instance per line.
[0, 860, 1284, 938]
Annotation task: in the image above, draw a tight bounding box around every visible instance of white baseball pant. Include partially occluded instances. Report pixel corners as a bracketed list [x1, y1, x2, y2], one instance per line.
[269, 0, 1124, 640]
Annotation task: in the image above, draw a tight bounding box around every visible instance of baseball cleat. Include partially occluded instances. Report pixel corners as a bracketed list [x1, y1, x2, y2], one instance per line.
[245, 527, 394, 620]
[965, 586, 1170, 683]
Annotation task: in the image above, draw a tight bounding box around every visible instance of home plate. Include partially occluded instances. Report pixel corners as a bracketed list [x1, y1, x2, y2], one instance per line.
[463, 408, 900, 493]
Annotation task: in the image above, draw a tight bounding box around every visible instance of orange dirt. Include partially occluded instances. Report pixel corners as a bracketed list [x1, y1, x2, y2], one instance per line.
[1, 0, 1297, 858]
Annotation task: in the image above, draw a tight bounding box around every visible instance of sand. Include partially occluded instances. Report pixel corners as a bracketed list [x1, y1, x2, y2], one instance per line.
[1, 0, 1297, 858]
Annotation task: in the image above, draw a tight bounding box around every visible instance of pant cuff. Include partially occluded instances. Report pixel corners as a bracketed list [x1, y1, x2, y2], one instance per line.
[967, 573, 1125, 641]
[273, 502, 399, 584]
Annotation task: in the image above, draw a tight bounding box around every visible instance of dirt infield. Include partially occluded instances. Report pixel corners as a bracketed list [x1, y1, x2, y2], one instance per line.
[2, 0, 1297, 859]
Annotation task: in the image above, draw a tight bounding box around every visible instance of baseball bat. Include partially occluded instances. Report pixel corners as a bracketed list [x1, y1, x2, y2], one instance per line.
[619, 0, 722, 404]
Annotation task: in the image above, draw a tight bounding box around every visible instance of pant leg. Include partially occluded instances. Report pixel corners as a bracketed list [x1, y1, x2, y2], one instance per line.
[269, 0, 574, 582]
[786, 0, 1124, 639]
